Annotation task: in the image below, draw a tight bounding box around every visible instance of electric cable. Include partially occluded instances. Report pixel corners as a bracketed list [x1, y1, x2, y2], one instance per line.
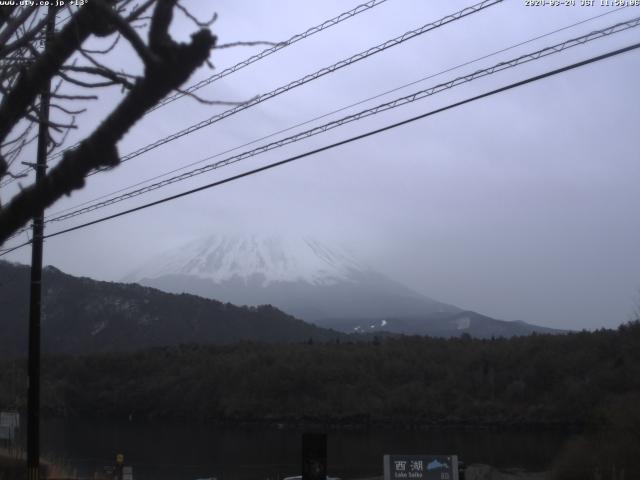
[0, 0, 392, 187]
[41, 5, 629, 220]
[38, 15, 640, 227]
[150, 0, 392, 111]
[2, 39, 637, 255]
[54, 0, 504, 176]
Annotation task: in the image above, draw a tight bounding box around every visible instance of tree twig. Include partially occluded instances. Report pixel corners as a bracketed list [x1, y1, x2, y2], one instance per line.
[0, 0, 216, 243]
[215, 40, 279, 49]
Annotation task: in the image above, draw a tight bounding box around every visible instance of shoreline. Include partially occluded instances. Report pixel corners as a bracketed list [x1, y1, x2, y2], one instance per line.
[34, 413, 585, 433]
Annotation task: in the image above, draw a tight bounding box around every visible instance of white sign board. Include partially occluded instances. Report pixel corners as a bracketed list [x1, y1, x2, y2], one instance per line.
[123, 465, 133, 480]
[0, 411, 19, 429]
[0, 426, 12, 441]
[0, 412, 19, 443]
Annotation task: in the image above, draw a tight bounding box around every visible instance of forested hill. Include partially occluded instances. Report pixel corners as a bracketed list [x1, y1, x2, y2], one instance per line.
[1, 322, 638, 428]
[0, 261, 346, 356]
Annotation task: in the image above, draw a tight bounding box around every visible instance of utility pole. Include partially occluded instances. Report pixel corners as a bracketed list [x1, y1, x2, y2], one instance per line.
[27, 8, 55, 480]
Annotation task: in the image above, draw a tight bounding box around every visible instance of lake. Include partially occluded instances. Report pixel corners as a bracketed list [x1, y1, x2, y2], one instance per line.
[36, 419, 571, 480]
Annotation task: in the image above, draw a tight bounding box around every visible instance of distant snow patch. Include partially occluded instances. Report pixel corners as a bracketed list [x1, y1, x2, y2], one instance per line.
[138, 314, 154, 326]
[91, 320, 108, 336]
[455, 316, 471, 330]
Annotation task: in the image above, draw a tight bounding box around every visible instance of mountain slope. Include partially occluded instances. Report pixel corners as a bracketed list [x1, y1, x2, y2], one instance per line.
[0, 261, 346, 357]
[321, 310, 564, 337]
[126, 234, 460, 321]
[126, 234, 561, 337]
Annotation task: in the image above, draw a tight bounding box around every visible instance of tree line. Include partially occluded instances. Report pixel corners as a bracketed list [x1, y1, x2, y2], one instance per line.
[1, 321, 639, 430]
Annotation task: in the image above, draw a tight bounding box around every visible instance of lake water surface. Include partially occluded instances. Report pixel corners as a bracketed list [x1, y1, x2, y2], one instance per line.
[38, 419, 571, 480]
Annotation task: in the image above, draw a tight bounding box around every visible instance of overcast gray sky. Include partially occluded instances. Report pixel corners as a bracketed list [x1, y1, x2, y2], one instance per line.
[2, 0, 639, 330]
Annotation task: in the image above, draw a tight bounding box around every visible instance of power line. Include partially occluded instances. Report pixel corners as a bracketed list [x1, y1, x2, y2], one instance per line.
[46, 0, 392, 164]
[39, 43, 640, 242]
[3, 39, 637, 257]
[0, 242, 30, 256]
[85, 0, 502, 176]
[5, 9, 637, 244]
[150, 0, 392, 112]
[41, 5, 629, 221]
[5, 12, 638, 242]
[0, 0, 392, 187]
[38, 15, 640, 227]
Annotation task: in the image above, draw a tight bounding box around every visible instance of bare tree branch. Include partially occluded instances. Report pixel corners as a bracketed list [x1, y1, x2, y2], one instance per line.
[0, 6, 36, 48]
[0, 6, 18, 30]
[215, 41, 279, 49]
[149, 0, 174, 51]
[0, 8, 56, 57]
[82, 33, 121, 55]
[0, 3, 105, 145]
[125, 0, 156, 22]
[0, 0, 216, 243]
[24, 112, 76, 132]
[50, 103, 87, 115]
[93, 0, 160, 66]
[176, 2, 217, 28]
[2, 169, 29, 181]
[175, 87, 258, 107]
[56, 69, 122, 89]
[48, 116, 77, 154]
[59, 66, 136, 89]
[50, 93, 99, 100]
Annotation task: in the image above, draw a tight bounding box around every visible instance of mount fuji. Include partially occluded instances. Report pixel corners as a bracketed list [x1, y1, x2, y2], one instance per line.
[126, 234, 561, 338]
[125, 234, 458, 322]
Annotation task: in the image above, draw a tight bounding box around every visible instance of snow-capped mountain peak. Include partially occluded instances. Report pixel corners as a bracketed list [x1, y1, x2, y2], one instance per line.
[126, 233, 462, 322]
[127, 234, 368, 287]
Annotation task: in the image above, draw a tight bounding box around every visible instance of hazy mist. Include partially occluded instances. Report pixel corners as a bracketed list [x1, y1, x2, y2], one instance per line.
[2, 0, 639, 330]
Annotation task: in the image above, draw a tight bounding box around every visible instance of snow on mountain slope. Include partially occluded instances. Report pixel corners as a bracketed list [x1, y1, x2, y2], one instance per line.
[126, 234, 367, 287]
[125, 233, 460, 322]
[123, 234, 559, 337]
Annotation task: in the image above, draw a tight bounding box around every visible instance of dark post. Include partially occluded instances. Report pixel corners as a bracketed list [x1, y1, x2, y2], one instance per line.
[115, 453, 124, 480]
[302, 432, 327, 480]
[27, 8, 54, 480]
